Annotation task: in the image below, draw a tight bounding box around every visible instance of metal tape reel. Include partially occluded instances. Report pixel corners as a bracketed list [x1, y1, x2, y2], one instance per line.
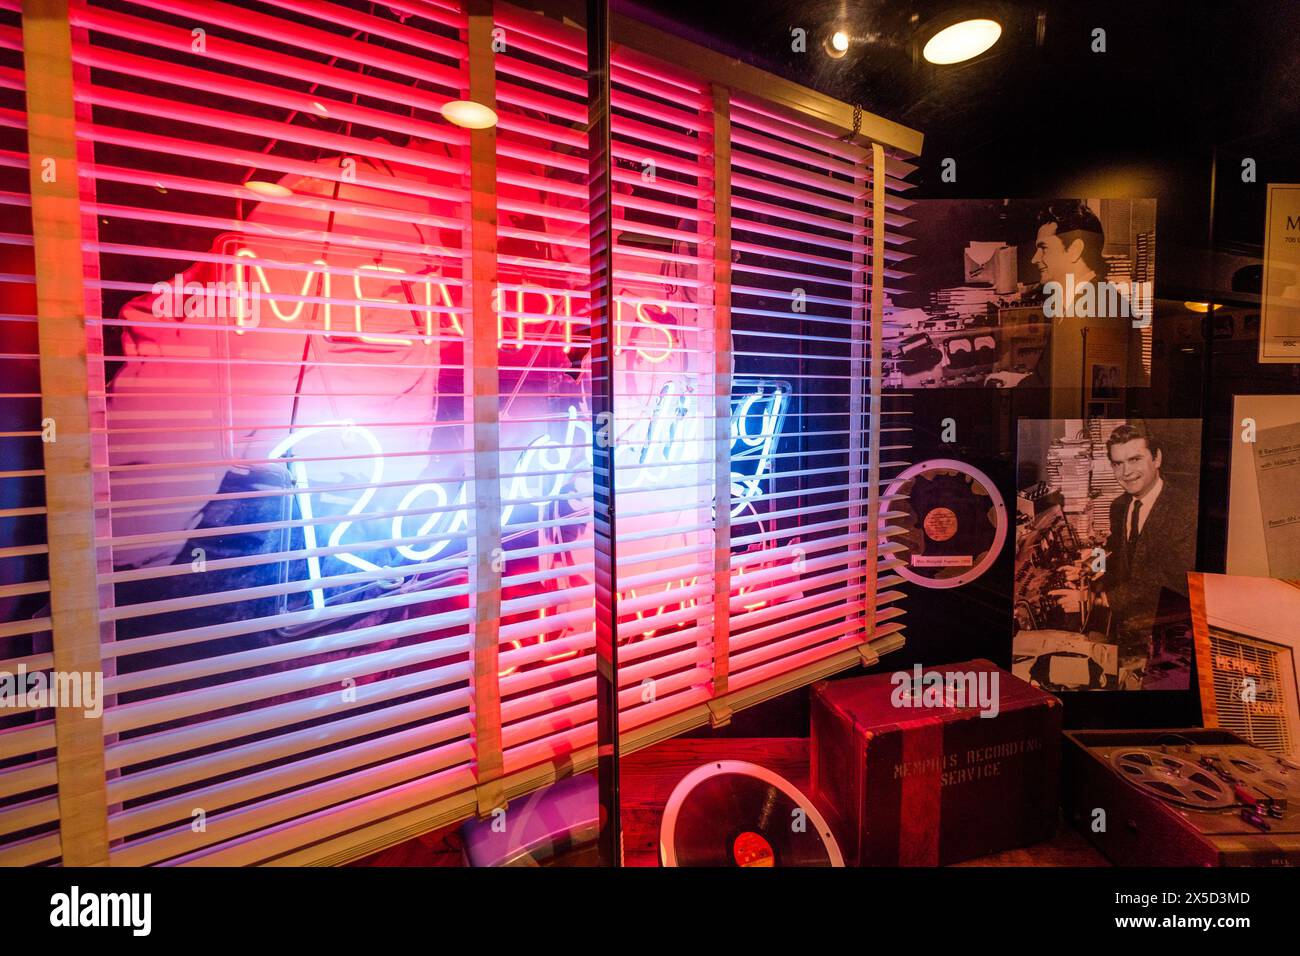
[1216, 751, 1300, 800]
[1109, 748, 1235, 810]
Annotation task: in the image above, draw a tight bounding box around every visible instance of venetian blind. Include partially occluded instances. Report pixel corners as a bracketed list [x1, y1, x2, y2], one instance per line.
[0, 0, 917, 866]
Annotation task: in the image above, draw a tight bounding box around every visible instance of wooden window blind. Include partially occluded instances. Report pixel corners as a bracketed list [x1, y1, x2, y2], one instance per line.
[0, 0, 920, 866]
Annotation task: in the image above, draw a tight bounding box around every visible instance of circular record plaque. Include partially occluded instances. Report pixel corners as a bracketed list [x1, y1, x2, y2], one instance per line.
[884, 458, 1007, 589]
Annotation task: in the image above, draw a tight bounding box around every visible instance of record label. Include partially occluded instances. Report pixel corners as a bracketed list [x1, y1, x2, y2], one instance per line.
[923, 506, 959, 541]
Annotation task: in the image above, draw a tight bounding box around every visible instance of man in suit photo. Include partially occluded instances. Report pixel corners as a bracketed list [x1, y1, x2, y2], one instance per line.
[1098, 423, 1197, 674]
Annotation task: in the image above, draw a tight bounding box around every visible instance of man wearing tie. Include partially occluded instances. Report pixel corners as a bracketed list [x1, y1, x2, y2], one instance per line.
[1100, 424, 1196, 667]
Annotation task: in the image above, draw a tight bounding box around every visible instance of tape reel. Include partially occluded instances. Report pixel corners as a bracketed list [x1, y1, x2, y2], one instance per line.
[1109, 748, 1235, 809]
[1214, 751, 1300, 800]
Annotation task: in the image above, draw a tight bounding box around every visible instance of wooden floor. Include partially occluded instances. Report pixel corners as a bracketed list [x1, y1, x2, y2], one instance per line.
[353, 737, 1107, 867]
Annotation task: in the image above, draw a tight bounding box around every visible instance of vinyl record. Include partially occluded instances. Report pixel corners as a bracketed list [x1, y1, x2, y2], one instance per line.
[884, 458, 1007, 589]
[659, 761, 843, 867]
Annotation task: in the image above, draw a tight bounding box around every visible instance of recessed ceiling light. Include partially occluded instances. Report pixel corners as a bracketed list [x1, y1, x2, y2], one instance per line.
[440, 99, 498, 129]
[821, 28, 852, 59]
[923, 18, 1002, 64]
[244, 180, 293, 198]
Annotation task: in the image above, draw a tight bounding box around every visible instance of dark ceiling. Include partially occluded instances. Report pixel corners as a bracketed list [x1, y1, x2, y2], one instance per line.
[625, 0, 1300, 257]
[625, 0, 1300, 149]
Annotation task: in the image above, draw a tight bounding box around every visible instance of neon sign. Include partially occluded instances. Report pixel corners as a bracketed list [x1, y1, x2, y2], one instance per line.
[269, 381, 788, 611]
[117, 200, 800, 676]
[218, 239, 679, 363]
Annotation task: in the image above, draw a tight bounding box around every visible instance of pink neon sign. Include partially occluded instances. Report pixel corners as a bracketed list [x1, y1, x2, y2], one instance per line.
[106, 156, 792, 662]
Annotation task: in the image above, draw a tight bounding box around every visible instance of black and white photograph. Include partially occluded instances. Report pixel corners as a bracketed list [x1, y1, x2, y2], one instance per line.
[1013, 418, 1201, 691]
[884, 198, 1155, 388]
[1090, 363, 1121, 400]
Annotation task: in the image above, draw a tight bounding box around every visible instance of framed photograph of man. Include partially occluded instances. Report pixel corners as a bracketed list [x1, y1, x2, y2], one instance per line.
[1013, 418, 1202, 691]
[885, 198, 1155, 389]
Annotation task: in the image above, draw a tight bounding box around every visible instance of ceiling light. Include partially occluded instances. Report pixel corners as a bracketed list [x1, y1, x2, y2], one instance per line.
[822, 28, 850, 58]
[440, 99, 498, 129]
[922, 18, 1002, 64]
[244, 180, 292, 197]
[1183, 301, 1221, 313]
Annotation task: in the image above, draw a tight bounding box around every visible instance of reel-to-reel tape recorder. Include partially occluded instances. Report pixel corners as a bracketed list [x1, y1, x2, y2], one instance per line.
[1064, 728, 1300, 866]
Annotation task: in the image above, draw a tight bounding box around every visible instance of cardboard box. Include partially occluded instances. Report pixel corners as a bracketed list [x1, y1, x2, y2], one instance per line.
[810, 659, 1061, 865]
